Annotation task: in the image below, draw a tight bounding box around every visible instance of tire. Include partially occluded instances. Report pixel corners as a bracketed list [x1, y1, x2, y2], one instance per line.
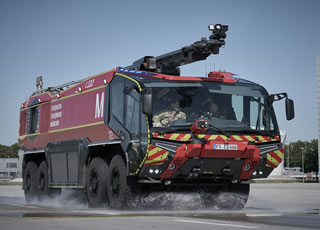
[86, 157, 109, 207]
[23, 161, 39, 202]
[107, 155, 132, 209]
[37, 161, 49, 200]
[216, 184, 250, 210]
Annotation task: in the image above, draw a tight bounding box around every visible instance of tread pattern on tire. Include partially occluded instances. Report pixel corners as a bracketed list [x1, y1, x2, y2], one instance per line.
[24, 161, 39, 202]
[86, 157, 109, 207]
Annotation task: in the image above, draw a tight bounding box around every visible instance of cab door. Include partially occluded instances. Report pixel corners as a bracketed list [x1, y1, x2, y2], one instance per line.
[106, 75, 143, 174]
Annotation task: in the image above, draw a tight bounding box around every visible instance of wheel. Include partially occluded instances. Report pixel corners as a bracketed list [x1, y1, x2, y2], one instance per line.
[23, 161, 39, 202]
[107, 155, 132, 209]
[86, 157, 109, 207]
[216, 184, 250, 210]
[37, 161, 49, 200]
[37, 161, 61, 200]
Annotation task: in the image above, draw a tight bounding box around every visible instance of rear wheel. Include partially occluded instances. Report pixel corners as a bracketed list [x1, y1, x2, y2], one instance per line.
[38, 161, 49, 200]
[23, 161, 39, 202]
[86, 157, 109, 207]
[107, 155, 133, 209]
[216, 183, 250, 210]
[38, 161, 62, 200]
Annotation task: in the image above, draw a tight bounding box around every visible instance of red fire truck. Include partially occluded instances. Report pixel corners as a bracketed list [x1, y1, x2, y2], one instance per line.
[19, 24, 294, 209]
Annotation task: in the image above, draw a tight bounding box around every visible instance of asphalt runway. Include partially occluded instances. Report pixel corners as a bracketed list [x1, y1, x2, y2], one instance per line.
[0, 183, 319, 230]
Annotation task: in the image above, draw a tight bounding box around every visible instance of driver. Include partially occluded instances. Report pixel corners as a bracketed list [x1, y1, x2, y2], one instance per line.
[153, 97, 186, 127]
[208, 100, 236, 120]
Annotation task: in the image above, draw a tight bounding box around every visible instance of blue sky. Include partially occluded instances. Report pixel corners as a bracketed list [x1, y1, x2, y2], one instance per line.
[0, 0, 319, 145]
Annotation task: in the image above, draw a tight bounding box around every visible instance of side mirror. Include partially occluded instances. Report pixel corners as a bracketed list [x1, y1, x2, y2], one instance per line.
[269, 92, 295, 121]
[142, 88, 152, 115]
[285, 98, 295, 120]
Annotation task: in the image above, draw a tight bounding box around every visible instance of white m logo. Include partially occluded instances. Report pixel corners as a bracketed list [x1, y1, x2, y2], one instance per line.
[95, 92, 104, 119]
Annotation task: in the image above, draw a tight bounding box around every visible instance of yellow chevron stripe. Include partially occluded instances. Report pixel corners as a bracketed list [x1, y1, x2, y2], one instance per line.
[267, 154, 281, 167]
[145, 161, 163, 166]
[148, 147, 162, 157]
[148, 152, 168, 162]
[245, 135, 255, 142]
[256, 136, 266, 142]
[220, 135, 229, 140]
[170, 133, 180, 140]
[232, 135, 243, 141]
[208, 135, 218, 140]
[274, 150, 284, 159]
[181, 134, 192, 141]
[145, 152, 168, 165]
[156, 134, 166, 139]
[152, 133, 280, 144]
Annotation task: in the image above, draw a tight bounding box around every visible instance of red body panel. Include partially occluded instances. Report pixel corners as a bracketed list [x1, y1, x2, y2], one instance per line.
[19, 70, 117, 150]
[160, 141, 260, 180]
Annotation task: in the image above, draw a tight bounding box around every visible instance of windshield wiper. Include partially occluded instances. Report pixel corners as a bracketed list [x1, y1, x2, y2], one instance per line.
[208, 123, 230, 138]
[226, 129, 277, 137]
[153, 126, 191, 134]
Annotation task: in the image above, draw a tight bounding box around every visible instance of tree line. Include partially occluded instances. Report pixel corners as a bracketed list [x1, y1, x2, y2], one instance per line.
[0, 140, 318, 175]
[0, 143, 20, 158]
[284, 139, 318, 175]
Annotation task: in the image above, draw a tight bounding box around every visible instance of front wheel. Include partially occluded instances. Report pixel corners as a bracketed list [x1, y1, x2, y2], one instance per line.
[23, 161, 39, 202]
[37, 161, 49, 200]
[86, 157, 109, 207]
[107, 155, 132, 209]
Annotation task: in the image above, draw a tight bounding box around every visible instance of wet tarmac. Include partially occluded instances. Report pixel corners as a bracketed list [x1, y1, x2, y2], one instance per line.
[0, 184, 320, 230]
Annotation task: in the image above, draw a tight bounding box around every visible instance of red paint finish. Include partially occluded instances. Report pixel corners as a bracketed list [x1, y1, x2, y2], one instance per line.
[160, 141, 260, 180]
[240, 146, 260, 179]
[200, 141, 248, 158]
[19, 69, 117, 150]
[48, 88, 105, 132]
[186, 143, 202, 158]
[207, 72, 237, 83]
[159, 144, 188, 179]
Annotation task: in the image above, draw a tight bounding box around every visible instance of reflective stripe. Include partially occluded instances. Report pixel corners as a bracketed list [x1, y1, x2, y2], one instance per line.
[152, 132, 280, 144]
[266, 148, 284, 168]
[144, 145, 169, 166]
[233, 135, 243, 141]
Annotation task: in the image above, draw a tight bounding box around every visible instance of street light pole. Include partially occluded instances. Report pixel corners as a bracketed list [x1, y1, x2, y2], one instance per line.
[287, 143, 290, 169]
[301, 147, 305, 183]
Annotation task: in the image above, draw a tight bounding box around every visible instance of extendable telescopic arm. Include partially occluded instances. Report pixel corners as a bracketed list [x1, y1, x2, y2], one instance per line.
[126, 24, 229, 76]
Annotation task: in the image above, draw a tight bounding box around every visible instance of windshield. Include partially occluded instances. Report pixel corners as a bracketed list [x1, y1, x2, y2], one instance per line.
[145, 81, 278, 134]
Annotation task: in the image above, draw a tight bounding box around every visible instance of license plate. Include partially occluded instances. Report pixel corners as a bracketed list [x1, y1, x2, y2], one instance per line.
[214, 144, 238, 150]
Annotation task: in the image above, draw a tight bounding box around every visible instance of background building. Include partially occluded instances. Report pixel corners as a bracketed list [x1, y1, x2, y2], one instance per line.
[0, 158, 20, 179]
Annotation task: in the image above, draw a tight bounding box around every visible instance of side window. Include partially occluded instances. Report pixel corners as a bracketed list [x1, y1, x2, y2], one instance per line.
[19, 110, 27, 136]
[250, 98, 260, 129]
[125, 80, 140, 137]
[110, 77, 124, 123]
[28, 106, 40, 134]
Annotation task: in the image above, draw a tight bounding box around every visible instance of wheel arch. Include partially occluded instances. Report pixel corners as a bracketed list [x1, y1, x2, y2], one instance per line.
[22, 150, 46, 177]
[87, 142, 126, 166]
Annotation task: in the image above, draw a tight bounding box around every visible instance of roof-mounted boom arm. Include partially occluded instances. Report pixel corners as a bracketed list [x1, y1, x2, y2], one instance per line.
[126, 24, 228, 76]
